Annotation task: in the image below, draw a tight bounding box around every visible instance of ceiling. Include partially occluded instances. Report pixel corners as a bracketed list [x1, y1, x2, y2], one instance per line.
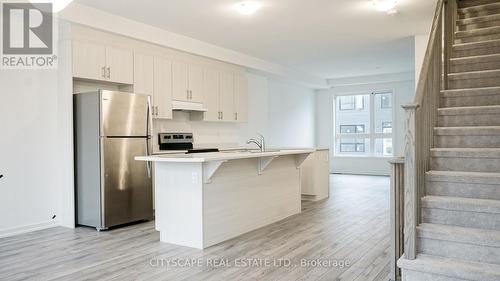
[75, 0, 436, 79]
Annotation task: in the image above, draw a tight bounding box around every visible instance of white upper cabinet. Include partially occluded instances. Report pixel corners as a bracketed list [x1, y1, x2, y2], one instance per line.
[72, 40, 134, 85]
[234, 73, 248, 123]
[106, 47, 134, 84]
[188, 65, 203, 103]
[72, 41, 106, 81]
[172, 61, 189, 101]
[153, 57, 173, 119]
[172, 61, 204, 103]
[133, 52, 154, 95]
[203, 68, 220, 122]
[219, 71, 235, 122]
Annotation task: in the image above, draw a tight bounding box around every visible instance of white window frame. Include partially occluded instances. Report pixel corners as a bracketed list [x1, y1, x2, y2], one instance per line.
[333, 91, 394, 157]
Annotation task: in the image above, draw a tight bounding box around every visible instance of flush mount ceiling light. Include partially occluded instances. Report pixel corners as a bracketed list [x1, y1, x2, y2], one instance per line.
[30, 0, 74, 13]
[372, 0, 398, 12]
[233, 1, 262, 15]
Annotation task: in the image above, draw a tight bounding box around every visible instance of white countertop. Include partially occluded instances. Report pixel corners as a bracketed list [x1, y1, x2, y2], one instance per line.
[136, 149, 315, 163]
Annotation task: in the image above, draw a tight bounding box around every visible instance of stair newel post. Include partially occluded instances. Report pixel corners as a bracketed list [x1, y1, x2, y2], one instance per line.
[402, 103, 419, 260]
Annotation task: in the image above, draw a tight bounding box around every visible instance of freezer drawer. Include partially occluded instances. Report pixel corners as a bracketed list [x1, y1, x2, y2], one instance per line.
[101, 91, 151, 137]
[102, 137, 153, 228]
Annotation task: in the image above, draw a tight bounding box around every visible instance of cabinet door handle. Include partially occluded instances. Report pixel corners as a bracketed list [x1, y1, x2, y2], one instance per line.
[106, 67, 111, 79]
[101, 66, 106, 78]
[235, 112, 238, 120]
[221, 111, 223, 120]
[187, 90, 189, 99]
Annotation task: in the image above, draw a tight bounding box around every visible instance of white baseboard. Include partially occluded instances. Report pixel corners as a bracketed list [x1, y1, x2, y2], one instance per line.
[0, 220, 59, 239]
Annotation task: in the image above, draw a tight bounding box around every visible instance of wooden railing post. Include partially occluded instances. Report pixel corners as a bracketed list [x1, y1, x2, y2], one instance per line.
[389, 157, 405, 280]
[402, 104, 419, 260]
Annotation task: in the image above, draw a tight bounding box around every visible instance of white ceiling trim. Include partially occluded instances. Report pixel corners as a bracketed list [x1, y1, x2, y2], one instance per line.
[58, 3, 328, 89]
[327, 71, 414, 87]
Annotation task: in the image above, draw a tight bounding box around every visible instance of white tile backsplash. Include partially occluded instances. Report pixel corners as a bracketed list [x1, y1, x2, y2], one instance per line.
[153, 111, 244, 152]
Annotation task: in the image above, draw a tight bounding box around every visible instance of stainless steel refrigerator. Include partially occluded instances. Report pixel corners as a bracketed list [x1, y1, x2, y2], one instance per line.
[74, 90, 153, 230]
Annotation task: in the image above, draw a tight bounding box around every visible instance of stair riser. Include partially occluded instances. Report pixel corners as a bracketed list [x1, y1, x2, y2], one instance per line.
[449, 77, 500, 89]
[459, 0, 500, 9]
[454, 45, 500, 57]
[460, 8, 500, 19]
[458, 20, 500, 31]
[435, 135, 500, 148]
[439, 113, 500, 126]
[431, 156, 500, 172]
[441, 95, 500, 107]
[422, 208, 500, 230]
[426, 181, 500, 200]
[418, 238, 500, 265]
[403, 270, 470, 281]
[455, 33, 500, 43]
[451, 60, 500, 72]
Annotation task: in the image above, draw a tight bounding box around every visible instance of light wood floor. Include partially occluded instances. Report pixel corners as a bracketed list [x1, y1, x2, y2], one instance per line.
[0, 174, 390, 281]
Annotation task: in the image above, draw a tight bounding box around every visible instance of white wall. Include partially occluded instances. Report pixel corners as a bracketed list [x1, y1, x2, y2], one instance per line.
[266, 80, 316, 148]
[316, 72, 415, 175]
[0, 22, 74, 237]
[414, 34, 430, 86]
[0, 69, 61, 236]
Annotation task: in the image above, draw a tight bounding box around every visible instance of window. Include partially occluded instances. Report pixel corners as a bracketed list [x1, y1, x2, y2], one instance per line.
[382, 122, 392, 133]
[340, 139, 366, 153]
[379, 93, 392, 109]
[339, 95, 365, 111]
[340, 125, 365, 134]
[334, 92, 393, 156]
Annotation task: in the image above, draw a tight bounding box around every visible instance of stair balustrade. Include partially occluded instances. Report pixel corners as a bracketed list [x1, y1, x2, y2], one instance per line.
[391, 0, 457, 264]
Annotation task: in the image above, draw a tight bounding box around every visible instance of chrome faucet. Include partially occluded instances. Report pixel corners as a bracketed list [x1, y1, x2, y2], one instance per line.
[246, 133, 266, 152]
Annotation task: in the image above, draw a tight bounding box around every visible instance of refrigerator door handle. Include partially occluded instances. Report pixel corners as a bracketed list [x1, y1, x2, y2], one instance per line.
[145, 96, 153, 179]
[145, 138, 152, 179]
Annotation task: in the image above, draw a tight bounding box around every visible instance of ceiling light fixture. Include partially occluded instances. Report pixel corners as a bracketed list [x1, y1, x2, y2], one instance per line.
[30, 0, 74, 13]
[233, 1, 262, 15]
[372, 0, 398, 12]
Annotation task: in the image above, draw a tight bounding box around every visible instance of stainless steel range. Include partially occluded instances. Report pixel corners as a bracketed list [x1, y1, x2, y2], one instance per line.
[158, 133, 219, 154]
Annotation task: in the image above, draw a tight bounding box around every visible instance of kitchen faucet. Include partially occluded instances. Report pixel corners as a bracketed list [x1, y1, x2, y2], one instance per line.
[246, 133, 266, 152]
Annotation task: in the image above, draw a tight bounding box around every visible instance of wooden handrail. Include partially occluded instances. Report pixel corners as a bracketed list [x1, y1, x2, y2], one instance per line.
[400, 0, 457, 261]
[414, 0, 444, 105]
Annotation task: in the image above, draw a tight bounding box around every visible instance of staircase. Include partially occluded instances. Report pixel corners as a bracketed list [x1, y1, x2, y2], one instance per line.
[398, 0, 500, 280]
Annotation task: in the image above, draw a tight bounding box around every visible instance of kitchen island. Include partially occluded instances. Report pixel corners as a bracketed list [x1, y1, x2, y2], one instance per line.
[135, 149, 314, 249]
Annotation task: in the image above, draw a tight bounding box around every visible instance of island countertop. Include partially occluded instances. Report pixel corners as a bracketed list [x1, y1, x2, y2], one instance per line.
[135, 149, 315, 163]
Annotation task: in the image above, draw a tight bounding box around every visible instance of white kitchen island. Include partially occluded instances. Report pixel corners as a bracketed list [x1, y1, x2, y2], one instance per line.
[135, 149, 314, 249]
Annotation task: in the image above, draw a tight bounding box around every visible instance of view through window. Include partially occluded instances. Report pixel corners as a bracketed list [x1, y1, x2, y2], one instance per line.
[334, 92, 393, 156]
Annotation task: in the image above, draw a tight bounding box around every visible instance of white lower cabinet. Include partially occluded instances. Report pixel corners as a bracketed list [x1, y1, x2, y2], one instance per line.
[300, 150, 330, 201]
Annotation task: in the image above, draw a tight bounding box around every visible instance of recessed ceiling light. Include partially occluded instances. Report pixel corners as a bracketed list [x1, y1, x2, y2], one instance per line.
[233, 1, 262, 15]
[372, 0, 398, 12]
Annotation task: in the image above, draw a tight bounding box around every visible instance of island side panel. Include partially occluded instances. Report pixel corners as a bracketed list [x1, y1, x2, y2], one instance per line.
[155, 162, 204, 249]
[203, 155, 301, 247]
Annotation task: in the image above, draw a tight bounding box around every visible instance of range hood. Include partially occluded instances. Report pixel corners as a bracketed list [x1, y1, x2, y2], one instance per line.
[172, 100, 208, 112]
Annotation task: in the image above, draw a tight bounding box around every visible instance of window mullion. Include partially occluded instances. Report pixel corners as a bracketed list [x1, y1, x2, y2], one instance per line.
[369, 93, 375, 156]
